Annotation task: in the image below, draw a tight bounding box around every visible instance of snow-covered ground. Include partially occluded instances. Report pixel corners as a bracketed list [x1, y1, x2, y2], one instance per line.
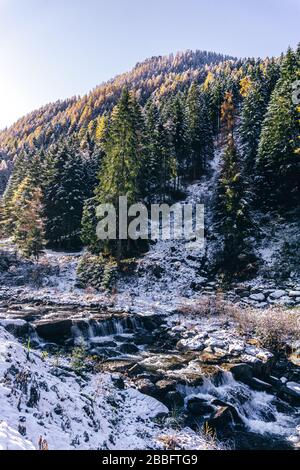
[0, 325, 219, 450]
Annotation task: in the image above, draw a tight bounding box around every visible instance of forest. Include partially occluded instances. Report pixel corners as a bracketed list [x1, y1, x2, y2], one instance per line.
[0, 46, 299, 278]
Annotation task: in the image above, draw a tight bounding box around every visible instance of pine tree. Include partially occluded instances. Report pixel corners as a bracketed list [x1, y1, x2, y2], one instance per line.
[96, 88, 146, 260]
[43, 137, 86, 247]
[215, 134, 251, 276]
[240, 81, 268, 174]
[164, 94, 189, 188]
[257, 48, 300, 208]
[81, 197, 99, 254]
[186, 83, 214, 178]
[144, 101, 175, 201]
[11, 178, 45, 259]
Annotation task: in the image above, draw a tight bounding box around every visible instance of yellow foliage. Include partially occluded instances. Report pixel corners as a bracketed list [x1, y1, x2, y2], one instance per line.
[203, 71, 214, 90]
[240, 76, 253, 98]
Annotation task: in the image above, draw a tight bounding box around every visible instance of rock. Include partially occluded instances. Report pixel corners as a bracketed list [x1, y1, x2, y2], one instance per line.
[250, 287, 263, 294]
[90, 340, 117, 348]
[228, 342, 245, 356]
[34, 319, 72, 344]
[0, 319, 31, 339]
[230, 363, 253, 382]
[153, 264, 164, 279]
[249, 293, 265, 302]
[165, 391, 184, 409]
[248, 377, 273, 392]
[208, 403, 243, 432]
[155, 380, 177, 394]
[111, 374, 125, 390]
[278, 382, 300, 406]
[205, 338, 226, 349]
[139, 354, 189, 372]
[119, 343, 139, 354]
[53, 404, 63, 415]
[186, 397, 215, 416]
[134, 333, 155, 346]
[26, 384, 40, 408]
[177, 336, 205, 352]
[288, 291, 300, 298]
[269, 290, 286, 300]
[136, 379, 158, 397]
[235, 286, 250, 296]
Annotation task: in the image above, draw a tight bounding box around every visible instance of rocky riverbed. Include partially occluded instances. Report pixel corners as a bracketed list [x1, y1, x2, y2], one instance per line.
[0, 296, 299, 450]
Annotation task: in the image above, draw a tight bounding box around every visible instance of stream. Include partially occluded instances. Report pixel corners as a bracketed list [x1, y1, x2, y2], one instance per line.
[0, 299, 299, 450]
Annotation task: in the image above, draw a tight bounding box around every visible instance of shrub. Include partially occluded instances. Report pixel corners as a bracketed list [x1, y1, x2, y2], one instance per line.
[231, 305, 300, 352]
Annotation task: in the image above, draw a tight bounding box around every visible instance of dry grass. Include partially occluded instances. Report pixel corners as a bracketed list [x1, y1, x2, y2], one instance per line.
[177, 295, 300, 353]
[177, 293, 233, 317]
[232, 305, 300, 352]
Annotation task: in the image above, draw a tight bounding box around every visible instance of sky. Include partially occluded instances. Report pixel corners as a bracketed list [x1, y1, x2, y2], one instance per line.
[0, 0, 299, 130]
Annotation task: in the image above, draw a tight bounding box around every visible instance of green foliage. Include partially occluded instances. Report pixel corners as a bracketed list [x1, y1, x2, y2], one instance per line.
[257, 48, 300, 208]
[77, 254, 106, 290]
[71, 344, 87, 372]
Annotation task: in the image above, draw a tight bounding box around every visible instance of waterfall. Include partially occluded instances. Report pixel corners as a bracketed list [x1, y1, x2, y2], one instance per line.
[179, 371, 299, 440]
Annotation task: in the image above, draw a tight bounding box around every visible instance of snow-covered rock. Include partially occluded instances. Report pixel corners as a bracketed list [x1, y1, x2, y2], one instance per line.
[269, 290, 286, 300]
[0, 422, 35, 450]
[249, 293, 265, 302]
[0, 326, 170, 450]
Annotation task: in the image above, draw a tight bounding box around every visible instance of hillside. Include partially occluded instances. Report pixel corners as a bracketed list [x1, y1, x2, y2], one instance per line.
[0, 45, 300, 451]
[0, 50, 234, 166]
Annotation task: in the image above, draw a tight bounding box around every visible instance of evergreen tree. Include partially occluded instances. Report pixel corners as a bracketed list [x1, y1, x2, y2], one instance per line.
[240, 81, 268, 174]
[186, 83, 214, 178]
[96, 88, 146, 260]
[43, 137, 86, 247]
[165, 94, 189, 187]
[81, 197, 99, 254]
[215, 134, 251, 276]
[257, 48, 300, 208]
[11, 177, 45, 259]
[144, 101, 175, 201]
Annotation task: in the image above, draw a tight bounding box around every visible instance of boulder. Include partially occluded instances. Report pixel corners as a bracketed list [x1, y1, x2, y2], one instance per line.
[288, 291, 300, 298]
[186, 397, 215, 416]
[119, 343, 139, 354]
[155, 380, 177, 394]
[34, 319, 73, 344]
[269, 290, 286, 300]
[230, 363, 254, 382]
[208, 402, 244, 432]
[136, 379, 158, 397]
[249, 293, 265, 302]
[0, 319, 32, 339]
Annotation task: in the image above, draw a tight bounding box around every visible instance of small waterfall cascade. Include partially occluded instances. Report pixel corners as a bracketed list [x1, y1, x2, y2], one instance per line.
[178, 371, 300, 446]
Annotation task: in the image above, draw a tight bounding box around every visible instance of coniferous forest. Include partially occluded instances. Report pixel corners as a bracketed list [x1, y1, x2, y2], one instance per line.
[0, 47, 299, 272]
[1, 44, 300, 453]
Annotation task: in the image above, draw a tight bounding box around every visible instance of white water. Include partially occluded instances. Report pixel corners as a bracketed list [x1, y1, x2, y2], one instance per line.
[179, 372, 299, 440]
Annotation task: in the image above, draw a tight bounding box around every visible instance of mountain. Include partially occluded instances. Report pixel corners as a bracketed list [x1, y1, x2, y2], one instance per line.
[0, 50, 234, 160]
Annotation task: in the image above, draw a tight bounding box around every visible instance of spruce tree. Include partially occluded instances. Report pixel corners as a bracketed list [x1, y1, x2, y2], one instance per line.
[11, 177, 46, 259]
[215, 134, 251, 276]
[257, 48, 300, 208]
[144, 101, 175, 201]
[186, 83, 213, 178]
[43, 137, 86, 248]
[96, 88, 145, 260]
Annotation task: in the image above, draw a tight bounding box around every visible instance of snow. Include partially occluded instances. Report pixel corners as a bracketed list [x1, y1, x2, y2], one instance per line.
[0, 327, 222, 451]
[0, 422, 35, 450]
[0, 326, 170, 450]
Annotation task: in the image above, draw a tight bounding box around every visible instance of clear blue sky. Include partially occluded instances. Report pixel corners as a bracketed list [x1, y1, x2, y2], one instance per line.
[0, 0, 299, 129]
